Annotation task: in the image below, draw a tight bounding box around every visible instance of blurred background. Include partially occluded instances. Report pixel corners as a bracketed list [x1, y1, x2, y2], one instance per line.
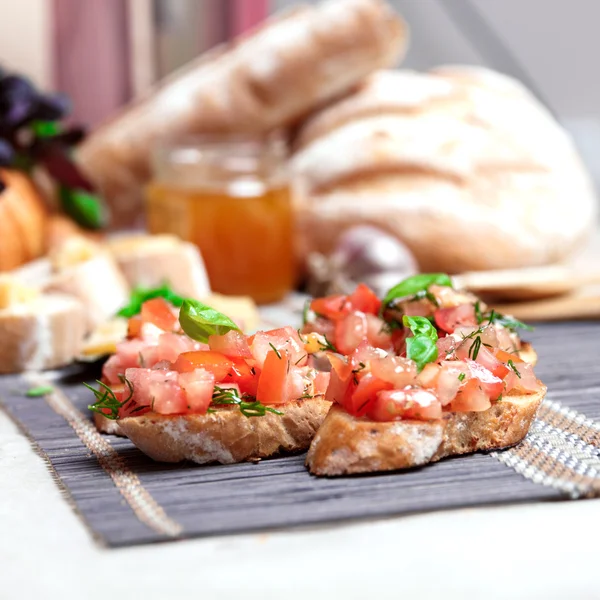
[2, 0, 599, 190]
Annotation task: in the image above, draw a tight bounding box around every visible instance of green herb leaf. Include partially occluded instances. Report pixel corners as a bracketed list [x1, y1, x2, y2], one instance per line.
[31, 120, 61, 138]
[469, 336, 482, 360]
[382, 273, 453, 308]
[211, 386, 282, 418]
[85, 375, 133, 420]
[269, 343, 282, 359]
[117, 283, 186, 318]
[458, 372, 466, 382]
[402, 315, 439, 371]
[493, 314, 534, 332]
[507, 359, 522, 378]
[179, 299, 240, 343]
[302, 299, 312, 326]
[26, 385, 54, 397]
[59, 186, 107, 230]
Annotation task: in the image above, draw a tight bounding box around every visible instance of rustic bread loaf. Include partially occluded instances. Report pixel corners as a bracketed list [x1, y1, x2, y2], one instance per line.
[76, 0, 407, 228]
[292, 67, 597, 273]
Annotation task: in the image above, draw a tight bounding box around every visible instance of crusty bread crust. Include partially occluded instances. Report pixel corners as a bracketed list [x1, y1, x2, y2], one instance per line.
[306, 384, 546, 476]
[117, 397, 331, 464]
[76, 0, 407, 228]
[94, 413, 123, 436]
[292, 67, 596, 273]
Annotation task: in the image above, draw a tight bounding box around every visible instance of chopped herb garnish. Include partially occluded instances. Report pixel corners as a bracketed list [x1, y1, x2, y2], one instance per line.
[476, 306, 533, 332]
[295, 354, 307, 365]
[211, 386, 282, 418]
[458, 372, 466, 382]
[507, 359, 521, 378]
[268, 343, 282, 359]
[469, 336, 482, 360]
[138, 352, 146, 368]
[352, 362, 366, 374]
[318, 335, 339, 354]
[85, 375, 134, 420]
[497, 394, 503, 402]
[26, 385, 54, 397]
[117, 283, 185, 318]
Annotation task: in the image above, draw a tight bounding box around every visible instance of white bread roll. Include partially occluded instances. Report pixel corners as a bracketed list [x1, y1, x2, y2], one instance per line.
[0, 285, 86, 374]
[292, 67, 597, 272]
[76, 0, 407, 228]
[107, 234, 210, 299]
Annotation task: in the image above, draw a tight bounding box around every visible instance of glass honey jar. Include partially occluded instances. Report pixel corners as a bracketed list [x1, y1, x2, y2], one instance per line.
[145, 135, 296, 304]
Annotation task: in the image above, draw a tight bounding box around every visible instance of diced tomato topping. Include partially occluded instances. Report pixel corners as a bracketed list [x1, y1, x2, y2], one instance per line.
[127, 315, 143, 338]
[434, 304, 477, 334]
[348, 283, 381, 315]
[173, 350, 255, 390]
[345, 373, 393, 417]
[456, 339, 510, 379]
[436, 334, 456, 359]
[504, 362, 539, 394]
[494, 349, 523, 364]
[368, 388, 442, 421]
[250, 327, 307, 367]
[155, 332, 195, 363]
[103, 339, 151, 385]
[335, 312, 368, 355]
[325, 354, 355, 404]
[365, 313, 394, 350]
[208, 330, 252, 358]
[310, 294, 352, 321]
[369, 354, 417, 388]
[465, 360, 504, 400]
[128, 369, 187, 415]
[437, 361, 469, 405]
[349, 340, 387, 368]
[140, 297, 178, 332]
[450, 378, 491, 412]
[301, 316, 335, 341]
[312, 371, 331, 397]
[178, 369, 215, 414]
[417, 363, 441, 388]
[256, 350, 292, 405]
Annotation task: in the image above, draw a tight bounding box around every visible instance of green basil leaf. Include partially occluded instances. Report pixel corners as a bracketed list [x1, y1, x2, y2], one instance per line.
[59, 186, 108, 230]
[179, 299, 241, 343]
[402, 315, 438, 342]
[382, 273, 453, 307]
[31, 120, 61, 138]
[403, 315, 439, 371]
[405, 336, 438, 372]
[117, 283, 185, 318]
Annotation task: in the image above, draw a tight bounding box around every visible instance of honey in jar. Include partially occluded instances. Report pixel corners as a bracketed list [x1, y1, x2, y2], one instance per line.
[146, 136, 296, 304]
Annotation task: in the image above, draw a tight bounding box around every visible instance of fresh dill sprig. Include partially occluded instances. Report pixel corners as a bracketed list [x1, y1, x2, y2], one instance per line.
[507, 359, 522, 378]
[85, 375, 134, 420]
[268, 342, 282, 359]
[211, 386, 283, 418]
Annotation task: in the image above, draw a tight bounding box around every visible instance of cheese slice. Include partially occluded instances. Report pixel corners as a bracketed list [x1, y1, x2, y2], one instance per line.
[107, 234, 210, 299]
[0, 293, 86, 374]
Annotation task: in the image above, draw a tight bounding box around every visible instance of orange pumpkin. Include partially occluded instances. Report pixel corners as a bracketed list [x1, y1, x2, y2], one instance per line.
[0, 169, 47, 271]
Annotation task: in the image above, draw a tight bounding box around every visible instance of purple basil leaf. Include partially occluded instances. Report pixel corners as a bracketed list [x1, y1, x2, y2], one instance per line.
[35, 144, 95, 192]
[36, 93, 71, 121]
[0, 75, 39, 129]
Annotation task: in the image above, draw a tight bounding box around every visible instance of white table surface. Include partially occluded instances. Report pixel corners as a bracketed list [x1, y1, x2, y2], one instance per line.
[1, 408, 599, 599]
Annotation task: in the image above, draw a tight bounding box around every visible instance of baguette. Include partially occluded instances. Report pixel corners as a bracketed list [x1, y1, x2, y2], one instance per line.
[306, 384, 545, 476]
[118, 397, 330, 464]
[76, 0, 407, 227]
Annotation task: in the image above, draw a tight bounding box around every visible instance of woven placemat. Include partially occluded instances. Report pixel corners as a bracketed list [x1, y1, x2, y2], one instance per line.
[1, 317, 599, 547]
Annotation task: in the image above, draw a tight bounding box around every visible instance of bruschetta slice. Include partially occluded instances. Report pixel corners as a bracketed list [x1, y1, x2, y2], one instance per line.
[302, 274, 546, 476]
[88, 297, 330, 464]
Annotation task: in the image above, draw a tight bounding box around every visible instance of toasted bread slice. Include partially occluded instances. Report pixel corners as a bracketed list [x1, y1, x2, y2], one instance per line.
[117, 397, 330, 465]
[306, 384, 545, 476]
[307, 343, 542, 476]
